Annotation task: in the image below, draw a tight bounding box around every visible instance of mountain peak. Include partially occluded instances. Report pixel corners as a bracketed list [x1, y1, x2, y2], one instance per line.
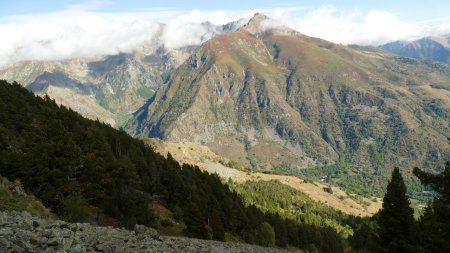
[243, 13, 270, 29]
[240, 13, 294, 36]
[428, 35, 450, 48]
[222, 18, 247, 32]
[251, 12, 270, 21]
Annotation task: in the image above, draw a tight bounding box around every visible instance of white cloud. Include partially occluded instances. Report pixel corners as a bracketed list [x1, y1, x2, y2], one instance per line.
[266, 5, 427, 45]
[0, 9, 245, 68]
[0, 11, 163, 68]
[0, 5, 448, 69]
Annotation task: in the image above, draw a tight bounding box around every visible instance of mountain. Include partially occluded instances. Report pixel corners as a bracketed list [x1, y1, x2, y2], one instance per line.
[127, 14, 450, 195]
[380, 35, 450, 64]
[0, 21, 243, 127]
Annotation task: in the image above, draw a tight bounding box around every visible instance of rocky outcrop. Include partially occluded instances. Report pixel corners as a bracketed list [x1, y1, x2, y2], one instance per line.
[0, 211, 297, 253]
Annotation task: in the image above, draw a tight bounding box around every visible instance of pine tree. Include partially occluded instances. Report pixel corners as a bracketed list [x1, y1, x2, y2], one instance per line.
[210, 207, 225, 240]
[183, 202, 207, 239]
[377, 167, 416, 252]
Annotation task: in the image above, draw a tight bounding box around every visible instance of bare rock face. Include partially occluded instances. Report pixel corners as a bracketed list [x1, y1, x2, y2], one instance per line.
[0, 48, 191, 127]
[0, 211, 298, 253]
[127, 15, 450, 176]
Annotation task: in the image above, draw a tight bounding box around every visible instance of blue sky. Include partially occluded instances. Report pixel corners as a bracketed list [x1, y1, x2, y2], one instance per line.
[1, 0, 449, 23]
[0, 0, 449, 68]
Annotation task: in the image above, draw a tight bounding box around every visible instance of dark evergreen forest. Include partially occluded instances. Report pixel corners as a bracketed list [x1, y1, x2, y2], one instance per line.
[0, 80, 344, 252]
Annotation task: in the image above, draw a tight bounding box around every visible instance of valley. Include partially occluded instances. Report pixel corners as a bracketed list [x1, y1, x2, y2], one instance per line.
[0, 49, 189, 126]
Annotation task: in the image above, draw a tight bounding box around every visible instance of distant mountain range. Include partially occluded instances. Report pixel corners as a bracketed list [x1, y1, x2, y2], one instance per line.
[380, 35, 450, 64]
[126, 13, 450, 191]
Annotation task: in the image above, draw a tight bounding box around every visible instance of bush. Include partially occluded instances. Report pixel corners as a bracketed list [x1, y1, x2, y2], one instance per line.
[323, 187, 333, 194]
[258, 222, 276, 247]
[61, 195, 98, 222]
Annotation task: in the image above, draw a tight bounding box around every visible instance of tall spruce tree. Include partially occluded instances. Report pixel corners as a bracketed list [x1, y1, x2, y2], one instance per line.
[377, 167, 416, 252]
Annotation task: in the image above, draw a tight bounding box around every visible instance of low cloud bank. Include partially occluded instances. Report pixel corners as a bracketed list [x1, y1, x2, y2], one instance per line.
[0, 6, 448, 68]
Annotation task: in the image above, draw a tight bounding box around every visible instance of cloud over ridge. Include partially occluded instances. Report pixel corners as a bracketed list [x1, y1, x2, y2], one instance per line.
[0, 6, 448, 68]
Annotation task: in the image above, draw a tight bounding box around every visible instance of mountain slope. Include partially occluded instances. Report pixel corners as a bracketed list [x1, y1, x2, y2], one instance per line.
[127, 14, 450, 194]
[0, 80, 345, 252]
[380, 35, 450, 64]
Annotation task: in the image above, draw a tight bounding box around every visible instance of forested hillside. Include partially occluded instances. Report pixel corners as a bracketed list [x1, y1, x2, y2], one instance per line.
[0, 80, 345, 252]
[229, 180, 363, 237]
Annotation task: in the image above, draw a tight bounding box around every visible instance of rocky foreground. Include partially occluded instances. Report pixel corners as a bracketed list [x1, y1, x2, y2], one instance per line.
[0, 211, 298, 253]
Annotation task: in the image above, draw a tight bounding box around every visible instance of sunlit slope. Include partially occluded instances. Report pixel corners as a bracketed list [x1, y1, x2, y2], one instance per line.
[129, 14, 450, 179]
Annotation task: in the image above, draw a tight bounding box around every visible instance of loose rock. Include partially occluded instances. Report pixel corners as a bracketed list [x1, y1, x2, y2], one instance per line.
[0, 211, 300, 253]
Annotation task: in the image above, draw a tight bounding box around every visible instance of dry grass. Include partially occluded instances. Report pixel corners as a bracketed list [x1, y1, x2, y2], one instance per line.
[147, 139, 381, 217]
[203, 161, 381, 217]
